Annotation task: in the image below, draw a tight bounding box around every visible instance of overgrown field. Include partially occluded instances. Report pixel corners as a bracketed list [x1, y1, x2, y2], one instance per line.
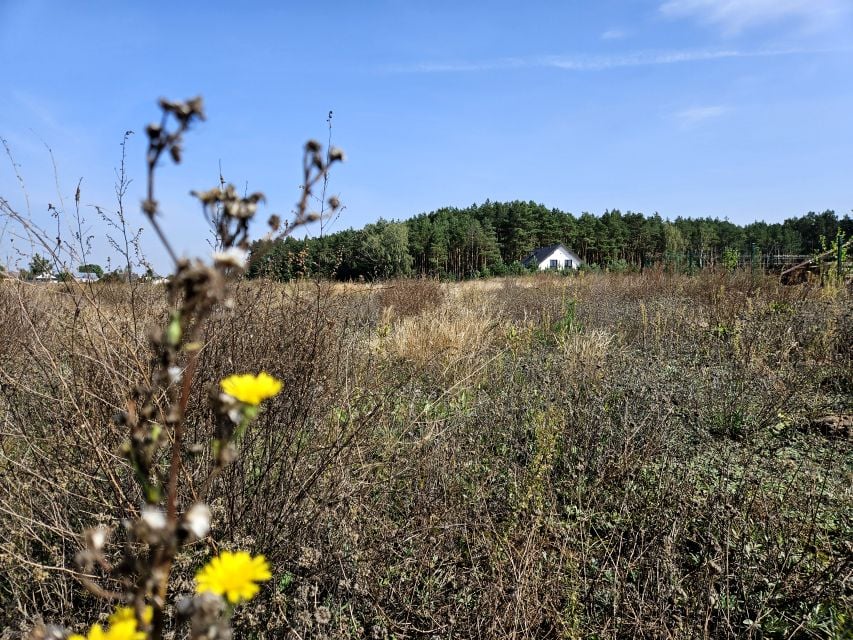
[1, 272, 850, 639]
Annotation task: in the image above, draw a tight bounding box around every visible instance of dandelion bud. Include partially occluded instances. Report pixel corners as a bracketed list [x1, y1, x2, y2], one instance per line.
[237, 201, 258, 219]
[146, 123, 162, 139]
[142, 199, 158, 216]
[170, 144, 182, 164]
[184, 503, 211, 539]
[166, 313, 182, 346]
[228, 406, 242, 424]
[175, 595, 196, 619]
[305, 139, 322, 153]
[168, 366, 183, 385]
[141, 507, 167, 532]
[85, 526, 110, 551]
[213, 247, 248, 269]
[190, 188, 218, 205]
[328, 196, 341, 210]
[268, 214, 281, 231]
[328, 147, 345, 162]
[187, 591, 229, 639]
[186, 96, 206, 119]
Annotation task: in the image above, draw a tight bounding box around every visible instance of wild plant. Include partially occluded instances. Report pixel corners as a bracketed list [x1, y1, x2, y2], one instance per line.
[15, 96, 343, 640]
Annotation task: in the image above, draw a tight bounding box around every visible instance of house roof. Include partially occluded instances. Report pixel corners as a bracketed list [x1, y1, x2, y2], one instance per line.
[522, 243, 575, 265]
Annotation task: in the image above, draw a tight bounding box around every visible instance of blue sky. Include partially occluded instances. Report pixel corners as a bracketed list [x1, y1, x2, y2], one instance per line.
[2, 0, 852, 271]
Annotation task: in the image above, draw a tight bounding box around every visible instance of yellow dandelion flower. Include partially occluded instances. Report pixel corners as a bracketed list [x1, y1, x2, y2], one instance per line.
[220, 372, 282, 406]
[195, 550, 272, 604]
[108, 605, 153, 626]
[68, 619, 145, 640]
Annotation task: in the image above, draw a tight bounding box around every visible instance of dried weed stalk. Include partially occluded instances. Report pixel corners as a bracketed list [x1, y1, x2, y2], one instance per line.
[17, 96, 343, 640]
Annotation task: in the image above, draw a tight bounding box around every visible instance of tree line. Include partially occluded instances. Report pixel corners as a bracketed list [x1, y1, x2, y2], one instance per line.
[246, 202, 852, 281]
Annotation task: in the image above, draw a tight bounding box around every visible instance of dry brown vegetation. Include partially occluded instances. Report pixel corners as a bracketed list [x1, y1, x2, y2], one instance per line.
[1, 271, 851, 639]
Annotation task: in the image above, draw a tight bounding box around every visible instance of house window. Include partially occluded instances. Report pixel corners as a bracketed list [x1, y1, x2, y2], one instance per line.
[549, 259, 558, 269]
[565, 259, 572, 268]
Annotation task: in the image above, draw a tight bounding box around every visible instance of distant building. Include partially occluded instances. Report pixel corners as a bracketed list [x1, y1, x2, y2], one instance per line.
[522, 243, 583, 271]
[76, 272, 100, 283]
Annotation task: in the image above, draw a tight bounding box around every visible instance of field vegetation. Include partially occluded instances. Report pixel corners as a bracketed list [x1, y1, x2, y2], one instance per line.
[1, 269, 850, 638]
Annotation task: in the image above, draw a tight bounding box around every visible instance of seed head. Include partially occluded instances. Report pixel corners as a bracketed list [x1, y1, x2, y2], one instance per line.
[184, 503, 211, 539]
[141, 507, 167, 532]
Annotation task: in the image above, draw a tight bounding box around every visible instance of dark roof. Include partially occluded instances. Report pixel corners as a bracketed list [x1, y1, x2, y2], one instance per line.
[522, 243, 574, 265]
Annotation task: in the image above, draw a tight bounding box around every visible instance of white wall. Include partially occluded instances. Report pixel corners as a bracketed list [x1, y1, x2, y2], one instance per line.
[536, 246, 582, 270]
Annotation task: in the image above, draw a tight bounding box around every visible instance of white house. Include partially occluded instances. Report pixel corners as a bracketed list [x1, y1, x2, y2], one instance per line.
[522, 243, 583, 271]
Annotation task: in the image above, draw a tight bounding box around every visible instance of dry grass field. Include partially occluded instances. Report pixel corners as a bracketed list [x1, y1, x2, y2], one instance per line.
[1, 271, 850, 638]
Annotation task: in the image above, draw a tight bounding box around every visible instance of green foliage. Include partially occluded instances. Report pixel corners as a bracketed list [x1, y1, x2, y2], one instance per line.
[551, 298, 581, 336]
[605, 258, 629, 273]
[248, 202, 852, 282]
[815, 229, 849, 283]
[722, 246, 740, 271]
[360, 219, 413, 279]
[100, 267, 135, 283]
[78, 263, 104, 278]
[28, 253, 52, 278]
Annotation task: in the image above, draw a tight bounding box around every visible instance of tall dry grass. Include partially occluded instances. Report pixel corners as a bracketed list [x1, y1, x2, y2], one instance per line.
[1, 271, 851, 638]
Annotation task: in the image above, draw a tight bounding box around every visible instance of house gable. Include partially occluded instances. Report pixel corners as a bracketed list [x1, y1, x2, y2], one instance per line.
[522, 243, 583, 270]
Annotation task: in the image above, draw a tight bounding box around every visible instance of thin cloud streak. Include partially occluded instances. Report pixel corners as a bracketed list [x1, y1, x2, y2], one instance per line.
[8, 90, 84, 145]
[674, 105, 730, 127]
[659, 0, 849, 34]
[384, 46, 847, 74]
[601, 28, 628, 40]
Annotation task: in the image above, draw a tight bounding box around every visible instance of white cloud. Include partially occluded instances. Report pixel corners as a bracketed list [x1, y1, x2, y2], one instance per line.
[659, 0, 849, 34]
[674, 105, 730, 126]
[601, 28, 628, 40]
[385, 46, 838, 74]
